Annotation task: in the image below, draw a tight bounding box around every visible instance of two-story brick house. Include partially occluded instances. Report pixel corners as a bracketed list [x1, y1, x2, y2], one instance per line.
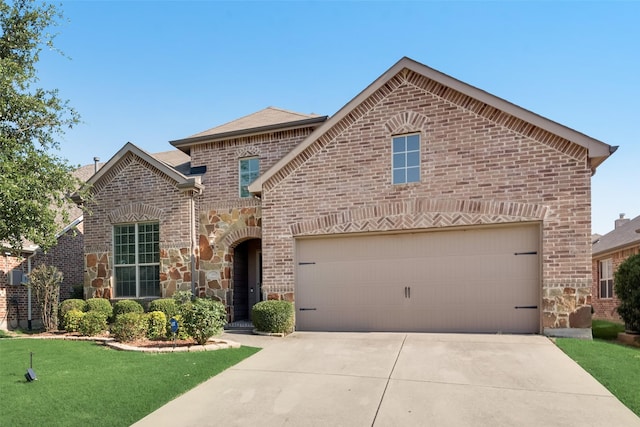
[77, 57, 614, 336]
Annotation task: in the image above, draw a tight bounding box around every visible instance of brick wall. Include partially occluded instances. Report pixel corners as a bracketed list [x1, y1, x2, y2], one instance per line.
[83, 153, 193, 299]
[190, 128, 315, 205]
[0, 224, 83, 330]
[592, 245, 640, 321]
[261, 69, 593, 331]
[186, 128, 313, 319]
[33, 223, 84, 300]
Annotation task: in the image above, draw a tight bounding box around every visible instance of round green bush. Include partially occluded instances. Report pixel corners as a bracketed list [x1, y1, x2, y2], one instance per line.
[59, 299, 87, 326]
[113, 299, 144, 317]
[252, 300, 294, 334]
[615, 253, 640, 332]
[78, 311, 108, 336]
[85, 298, 113, 319]
[111, 312, 148, 342]
[146, 311, 167, 340]
[148, 298, 178, 319]
[180, 298, 226, 345]
[62, 309, 85, 332]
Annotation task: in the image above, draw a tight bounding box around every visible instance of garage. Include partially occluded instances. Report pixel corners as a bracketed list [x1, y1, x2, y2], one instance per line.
[295, 223, 540, 333]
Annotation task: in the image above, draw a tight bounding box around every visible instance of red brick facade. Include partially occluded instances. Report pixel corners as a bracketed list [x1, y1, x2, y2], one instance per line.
[82, 152, 193, 300]
[260, 68, 595, 331]
[70, 59, 611, 333]
[0, 224, 83, 330]
[592, 246, 640, 321]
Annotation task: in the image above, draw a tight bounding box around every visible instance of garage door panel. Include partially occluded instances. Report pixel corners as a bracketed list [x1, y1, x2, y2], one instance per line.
[296, 224, 540, 333]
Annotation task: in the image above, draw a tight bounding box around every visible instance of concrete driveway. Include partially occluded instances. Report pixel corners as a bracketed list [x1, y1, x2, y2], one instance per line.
[133, 332, 639, 426]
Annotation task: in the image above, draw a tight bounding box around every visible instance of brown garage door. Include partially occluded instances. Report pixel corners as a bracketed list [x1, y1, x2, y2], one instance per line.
[295, 224, 540, 333]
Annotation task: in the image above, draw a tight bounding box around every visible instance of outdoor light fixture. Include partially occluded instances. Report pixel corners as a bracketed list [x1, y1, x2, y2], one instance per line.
[25, 352, 36, 382]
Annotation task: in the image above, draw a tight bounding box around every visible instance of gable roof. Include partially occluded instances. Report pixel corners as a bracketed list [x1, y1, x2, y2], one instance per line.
[248, 57, 615, 194]
[593, 214, 640, 256]
[170, 106, 327, 151]
[74, 142, 203, 203]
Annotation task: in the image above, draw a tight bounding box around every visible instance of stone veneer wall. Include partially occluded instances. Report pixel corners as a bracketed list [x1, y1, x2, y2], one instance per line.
[261, 68, 594, 332]
[196, 198, 261, 320]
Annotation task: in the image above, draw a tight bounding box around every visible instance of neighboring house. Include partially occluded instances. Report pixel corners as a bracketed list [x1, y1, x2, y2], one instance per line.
[0, 164, 94, 330]
[75, 57, 615, 336]
[592, 214, 640, 321]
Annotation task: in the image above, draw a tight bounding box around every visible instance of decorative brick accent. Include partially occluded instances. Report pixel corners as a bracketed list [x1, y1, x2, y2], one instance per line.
[108, 203, 164, 223]
[384, 111, 428, 135]
[291, 198, 546, 236]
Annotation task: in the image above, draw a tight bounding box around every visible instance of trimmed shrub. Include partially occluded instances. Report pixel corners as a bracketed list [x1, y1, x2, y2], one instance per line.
[147, 311, 167, 340]
[111, 312, 148, 342]
[62, 309, 85, 332]
[78, 311, 108, 336]
[148, 298, 178, 319]
[180, 298, 226, 345]
[59, 299, 87, 323]
[86, 298, 113, 319]
[113, 299, 144, 317]
[615, 254, 640, 332]
[172, 290, 193, 305]
[252, 301, 294, 334]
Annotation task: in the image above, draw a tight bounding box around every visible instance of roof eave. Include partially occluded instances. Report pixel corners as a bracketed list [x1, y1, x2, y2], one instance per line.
[73, 142, 194, 203]
[593, 240, 640, 258]
[170, 116, 329, 152]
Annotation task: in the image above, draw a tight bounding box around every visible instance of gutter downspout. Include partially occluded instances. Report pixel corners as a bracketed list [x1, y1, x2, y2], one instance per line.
[190, 193, 197, 297]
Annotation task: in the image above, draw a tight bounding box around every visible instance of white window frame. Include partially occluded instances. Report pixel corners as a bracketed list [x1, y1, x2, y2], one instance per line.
[599, 258, 614, 299]
[392, 133, 421, 185]
[239, 157, 259, 198]
[113, 222, 160, 298]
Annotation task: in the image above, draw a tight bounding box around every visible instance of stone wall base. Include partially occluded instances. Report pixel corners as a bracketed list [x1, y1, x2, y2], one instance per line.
[617, 332, 640, 347]
[543, 328, 593, 339]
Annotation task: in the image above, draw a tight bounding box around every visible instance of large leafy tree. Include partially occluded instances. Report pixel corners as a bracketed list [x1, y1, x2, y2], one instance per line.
[0, 0, 84, 253]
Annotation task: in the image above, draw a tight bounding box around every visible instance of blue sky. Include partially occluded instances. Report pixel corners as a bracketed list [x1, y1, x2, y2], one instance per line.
[39, 1, 639, 234]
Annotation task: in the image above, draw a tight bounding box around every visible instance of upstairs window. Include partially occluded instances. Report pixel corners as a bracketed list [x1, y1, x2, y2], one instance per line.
[392, 134, 420, 184]
[114, 222, 160, 298]
[599, 258, 614, 299]
[239, 157, 259, 198]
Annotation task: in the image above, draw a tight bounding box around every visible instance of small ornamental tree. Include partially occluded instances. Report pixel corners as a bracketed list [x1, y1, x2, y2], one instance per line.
[615, 254, 640, 333]
[28, 264, 62, 331]
[0, 0, 89, 254]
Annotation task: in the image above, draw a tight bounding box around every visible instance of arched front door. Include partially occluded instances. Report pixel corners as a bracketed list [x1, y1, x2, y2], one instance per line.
[232, 239, 262, 321]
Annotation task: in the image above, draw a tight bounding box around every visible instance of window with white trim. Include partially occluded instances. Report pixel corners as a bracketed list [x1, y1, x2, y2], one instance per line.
[392, 134, 420, 184]
[114, 222, 160, 298]
[599, 258, 614, 299]
[239, 157, 259, 198]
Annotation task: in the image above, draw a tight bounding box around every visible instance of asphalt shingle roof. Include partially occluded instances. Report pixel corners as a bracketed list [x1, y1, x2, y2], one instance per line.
[187, 107, 322, 139]
[592, 214, 640, 256]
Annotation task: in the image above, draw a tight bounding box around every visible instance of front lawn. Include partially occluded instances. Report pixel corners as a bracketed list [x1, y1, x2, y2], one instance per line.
[0, 338, 259, 426]
[556, 337, 640, 417]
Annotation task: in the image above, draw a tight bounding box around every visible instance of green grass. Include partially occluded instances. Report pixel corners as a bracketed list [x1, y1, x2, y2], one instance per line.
[592, 319, 626, 340]
[0, 338, 259, 426]
[556, 337, 640, 416]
